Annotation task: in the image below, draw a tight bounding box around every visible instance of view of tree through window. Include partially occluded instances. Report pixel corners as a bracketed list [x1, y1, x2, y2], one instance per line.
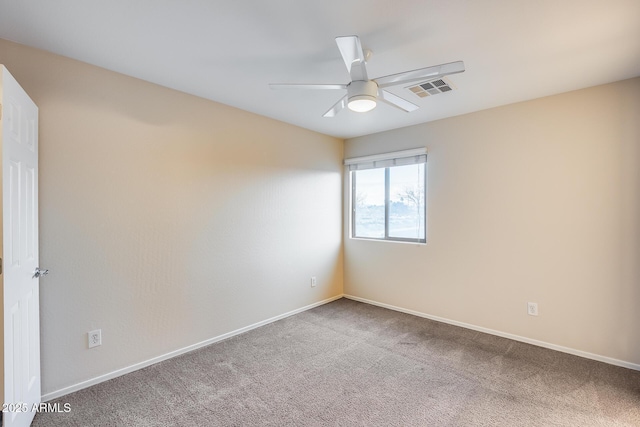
[352, 162, 426, 243]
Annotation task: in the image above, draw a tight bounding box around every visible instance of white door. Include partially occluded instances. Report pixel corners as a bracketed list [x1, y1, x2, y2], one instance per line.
[1, 65, 40, 427]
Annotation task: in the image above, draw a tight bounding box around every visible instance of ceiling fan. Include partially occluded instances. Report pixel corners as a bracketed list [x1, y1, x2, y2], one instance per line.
[269, 35, 465, 117]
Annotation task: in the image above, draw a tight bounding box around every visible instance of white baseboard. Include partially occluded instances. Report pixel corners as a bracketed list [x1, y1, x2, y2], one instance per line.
[42, 294, 344, 402]
[343, 294, 640, 372]
[43, 292, 638, 401]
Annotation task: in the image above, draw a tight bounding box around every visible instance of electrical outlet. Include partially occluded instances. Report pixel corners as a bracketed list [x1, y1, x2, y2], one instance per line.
[88, 329, 102, 348]
[527, 302, 538, 316]
[311, 276, 317, 287]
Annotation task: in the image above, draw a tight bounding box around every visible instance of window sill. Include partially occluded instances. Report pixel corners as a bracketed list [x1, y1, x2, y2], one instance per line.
[349, 237, 427, 246]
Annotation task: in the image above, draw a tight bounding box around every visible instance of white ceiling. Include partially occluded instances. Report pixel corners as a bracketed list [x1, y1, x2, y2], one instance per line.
[1, 0, 639, 139]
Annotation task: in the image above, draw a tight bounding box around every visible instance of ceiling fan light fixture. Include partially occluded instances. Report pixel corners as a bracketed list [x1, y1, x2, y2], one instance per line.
[348, 95, 377, 112]
[347, 80, 378, 113]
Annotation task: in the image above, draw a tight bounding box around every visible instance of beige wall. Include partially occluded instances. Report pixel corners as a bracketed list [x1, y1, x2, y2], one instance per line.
[0, 39, 344, 396]
[344, 78, 640, 366]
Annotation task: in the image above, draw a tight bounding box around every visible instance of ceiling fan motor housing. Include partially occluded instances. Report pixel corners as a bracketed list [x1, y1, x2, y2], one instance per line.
[347, 80, 378, 112]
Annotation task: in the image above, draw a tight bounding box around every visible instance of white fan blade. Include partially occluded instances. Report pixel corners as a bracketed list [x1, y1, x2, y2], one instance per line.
[269, 83, 347, 90]
[374, 61, 465, 88]
[335, 36, 369, 81]
[323, 95, 348, 117]
[379, 90, 419, 112]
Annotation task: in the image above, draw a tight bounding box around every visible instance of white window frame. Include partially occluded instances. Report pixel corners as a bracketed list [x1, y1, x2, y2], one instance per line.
[345, 148, 427, 244]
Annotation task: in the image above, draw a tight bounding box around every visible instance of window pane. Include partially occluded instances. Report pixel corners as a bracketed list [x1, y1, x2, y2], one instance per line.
[388, 164, 425, 240]
[353, 168, 385, 238]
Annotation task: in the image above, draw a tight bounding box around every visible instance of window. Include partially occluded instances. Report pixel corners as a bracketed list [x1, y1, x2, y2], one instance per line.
[346, 149, 427, 243]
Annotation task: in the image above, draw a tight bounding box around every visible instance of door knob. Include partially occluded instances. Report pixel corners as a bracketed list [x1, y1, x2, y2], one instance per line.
[33, 268, 49, 279]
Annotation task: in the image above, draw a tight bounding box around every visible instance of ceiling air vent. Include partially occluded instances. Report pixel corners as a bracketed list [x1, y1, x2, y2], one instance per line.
[407, 77, 455, 98]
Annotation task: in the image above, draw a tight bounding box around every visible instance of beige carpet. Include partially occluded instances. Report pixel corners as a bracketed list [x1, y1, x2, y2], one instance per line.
[33, 298, 640, 426]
